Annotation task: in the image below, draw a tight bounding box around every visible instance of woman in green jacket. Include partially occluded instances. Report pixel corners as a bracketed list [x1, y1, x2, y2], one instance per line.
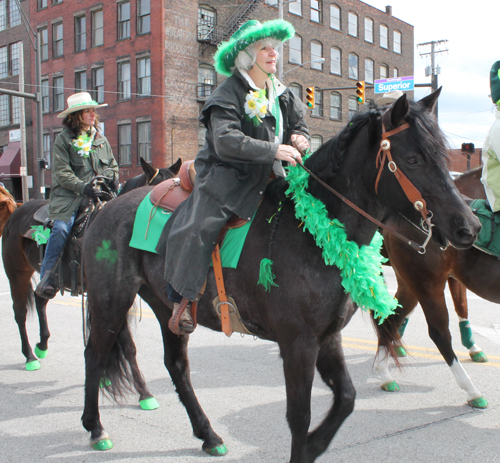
[36, 92, 119, 299]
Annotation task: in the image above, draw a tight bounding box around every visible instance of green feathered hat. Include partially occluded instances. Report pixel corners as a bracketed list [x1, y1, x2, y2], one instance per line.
[213, 19, 295, 77]
[490, 60, 500, 106]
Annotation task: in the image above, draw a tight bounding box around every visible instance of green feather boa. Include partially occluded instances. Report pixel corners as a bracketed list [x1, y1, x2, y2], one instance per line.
[283, 156, 398, 323]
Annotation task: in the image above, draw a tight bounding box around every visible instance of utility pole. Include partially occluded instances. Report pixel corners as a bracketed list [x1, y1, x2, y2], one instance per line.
[417, 40, 448, 117]
[18, 43, 29, 203]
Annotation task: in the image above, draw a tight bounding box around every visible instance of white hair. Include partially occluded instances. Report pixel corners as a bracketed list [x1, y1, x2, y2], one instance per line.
[233, 38, 281, 73]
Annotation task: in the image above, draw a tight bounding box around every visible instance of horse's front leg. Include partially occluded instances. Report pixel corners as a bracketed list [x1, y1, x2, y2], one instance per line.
[306, 332, 355, 461]
[280, 336, 319, 463]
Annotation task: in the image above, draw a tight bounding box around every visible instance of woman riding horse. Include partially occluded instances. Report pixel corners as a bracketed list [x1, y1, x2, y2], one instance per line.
[164, 19, 310, 334]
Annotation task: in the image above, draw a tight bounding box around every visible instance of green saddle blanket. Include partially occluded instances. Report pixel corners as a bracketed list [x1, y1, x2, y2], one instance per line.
[129, 192, 254, 269]
[470, 199, 500, 257]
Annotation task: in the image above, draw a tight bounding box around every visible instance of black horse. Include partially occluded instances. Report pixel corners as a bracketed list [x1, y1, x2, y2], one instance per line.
[80, 90, 480, 462]
[1, 158, 181, 371]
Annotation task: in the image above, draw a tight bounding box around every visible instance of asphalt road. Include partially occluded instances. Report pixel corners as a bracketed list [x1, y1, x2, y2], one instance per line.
[1, 246, 499, 462]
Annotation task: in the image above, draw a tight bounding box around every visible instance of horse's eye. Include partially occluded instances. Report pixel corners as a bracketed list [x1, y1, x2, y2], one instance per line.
[407, 157, 418, 165]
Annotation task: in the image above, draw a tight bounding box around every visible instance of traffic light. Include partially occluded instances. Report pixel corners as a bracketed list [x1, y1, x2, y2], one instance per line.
[356, 81, 365, 104]
[461, 143, 475, 154]
[306, 87, 315, 109]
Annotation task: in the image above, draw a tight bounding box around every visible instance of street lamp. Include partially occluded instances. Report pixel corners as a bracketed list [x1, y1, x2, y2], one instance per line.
[283, 58, 326, 76]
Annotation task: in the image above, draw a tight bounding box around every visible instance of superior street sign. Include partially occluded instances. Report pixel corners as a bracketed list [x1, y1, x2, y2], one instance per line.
[374, 76, 414, 94]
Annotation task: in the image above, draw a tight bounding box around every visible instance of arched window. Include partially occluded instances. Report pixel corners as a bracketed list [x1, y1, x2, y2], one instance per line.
[348, 53, 358, 80]
[311, 0, 321, 23]
[311, 89, 323, 118]
[379, 63, 388, 79]
[289, 34, 302, 65]
[310, 135, 323, 153]
[198, 6, 216, 41]
[364, 17, 373, 43]
[380, 24, 388, 49]
[289, 83, 303, 100]
[330, 47, 341, 75]
[197, 64, 216, 100]
[330, 92, 341, 120]
[289, 0, 302, 16]
[310, 41, 323, 70]
[330, 4, 341, 30]
[348, 96, 358, 120]
[348, 12, 357, 37]
[393, 67, 399, 78]
[393, 30, 401, 53]
[364, 58, 374, 84]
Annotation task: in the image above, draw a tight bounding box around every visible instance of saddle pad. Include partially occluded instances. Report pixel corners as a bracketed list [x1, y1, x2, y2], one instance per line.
[129, 192, 255, 269]
[470, 199, 500, 257]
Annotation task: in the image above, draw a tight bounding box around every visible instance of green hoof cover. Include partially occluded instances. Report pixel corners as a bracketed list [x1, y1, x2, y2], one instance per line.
[26, 360, 41, 371]
[35, 346, 48, 359]
[395, 346, 407, 357]
[468, 397, 488, 409]
[139, 397, 159, 410]
[93, 439, 113, 450]
[470, 351, 488, 363]
[204, 444, 228, 456]
[381, 381, 400, 392]
[99, 378, 112, 388]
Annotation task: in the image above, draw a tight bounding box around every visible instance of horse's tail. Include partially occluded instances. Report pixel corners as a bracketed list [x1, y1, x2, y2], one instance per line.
[371, 314, 405, 368]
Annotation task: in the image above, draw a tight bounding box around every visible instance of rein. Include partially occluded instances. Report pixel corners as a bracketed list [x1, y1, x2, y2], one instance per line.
[297, 121, 434, 254]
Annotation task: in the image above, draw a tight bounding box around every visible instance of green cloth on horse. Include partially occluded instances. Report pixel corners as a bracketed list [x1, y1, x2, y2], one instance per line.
[129, 192, 254, 269]
[469, 199, 500, 257]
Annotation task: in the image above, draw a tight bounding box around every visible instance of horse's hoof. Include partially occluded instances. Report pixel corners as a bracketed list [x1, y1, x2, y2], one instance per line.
[26, 360, 41, 371]
[203, 443, 228, 456]
[92, 438, 113, 451]
[381, 381, 400, 392]
[139, 397, 159, 410]
[35, 345, 48, 359]
[470, 351, 488, 363]
[395, 346, 407, 357]
[468, 396, 488, 409]
[99, 378, 112, 388]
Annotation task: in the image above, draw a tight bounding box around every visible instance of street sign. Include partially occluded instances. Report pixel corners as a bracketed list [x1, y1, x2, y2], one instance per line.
[374, 76, 414, 94]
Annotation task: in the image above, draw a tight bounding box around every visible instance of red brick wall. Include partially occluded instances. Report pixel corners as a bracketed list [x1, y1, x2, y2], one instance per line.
[448, 148, 482, 173]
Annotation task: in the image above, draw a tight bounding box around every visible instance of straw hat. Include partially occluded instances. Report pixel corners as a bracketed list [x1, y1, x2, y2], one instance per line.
[375, 90, 404, 106]
[57, 92, 108, 118]
[213, 19, 295, 77]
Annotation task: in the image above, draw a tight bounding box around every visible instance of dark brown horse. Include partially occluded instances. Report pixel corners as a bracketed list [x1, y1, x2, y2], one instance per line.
[375, 167, 494, 409]
[80, 90, 479, 462]
[1, 159, 181, 372]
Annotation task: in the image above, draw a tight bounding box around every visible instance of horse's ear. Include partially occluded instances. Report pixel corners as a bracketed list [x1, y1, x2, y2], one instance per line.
[140, 157, 156, 178]
[169, 158, 182, 175]
[387, 93, 409, 128]
[418, 87, 442, 113]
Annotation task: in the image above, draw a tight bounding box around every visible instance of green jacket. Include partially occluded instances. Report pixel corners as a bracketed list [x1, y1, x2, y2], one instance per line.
[49, 127, 119, 221]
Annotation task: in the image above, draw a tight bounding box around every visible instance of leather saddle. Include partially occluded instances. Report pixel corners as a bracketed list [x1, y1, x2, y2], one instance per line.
[149, 160, 248, 230]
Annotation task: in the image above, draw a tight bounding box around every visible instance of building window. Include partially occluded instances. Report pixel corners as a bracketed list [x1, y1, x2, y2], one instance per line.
[365, 58, 374, 84]
[380, 24, 388, 49]
[289, 35, 302, 65]
[0, 94, 8, 126]
[137, 121, 151, 163]
[330, 4, 340, 30]
[118, 61, 131, 100]
[330, 92, 341, 120]
[41, 78, 49, 113]
[75, 15, 86, 52]
[52, 22, 63, 58]
[118, 1, 131, 40]
[92, 67, 104, 103]
[118, 123, 132, 165]
[348, 96, 358, 120]
[197, 64, 216, 100]
[310, 135, 323, 153]
[380, 63, 388, 79]
[348, 53, 358, 80]
[289, 0, 301, 16]
[393, 30, 401, 54]
[365, 17, 373, 43]
[11, 94, 20, 124]
[0, 46, 6, 78]
[43, 133, 51, 169]
[75, 70, 87, 92]
[37, 0, 47, 10]
[9, 42, 19, 76]
[52, 0, 63, 4]
[0, 0, 21, 30]
[53, 76, 64, 111]
[289, 83, 302, 100]
[137, 0, 150, 35]
[330, 47, 341, 75]
[311, 0, 321, 23]
[198, 6, 215, 41]
[0, 42, 20, 77]
[310, 41, 323, 70]
[92, 9, 104, 47]
[393, 67, 399, 78]
[39, 27, 48, 61]
[348, 12, 357, 37]
[137, 57, 151, 96]
[311, 89, 323, 117]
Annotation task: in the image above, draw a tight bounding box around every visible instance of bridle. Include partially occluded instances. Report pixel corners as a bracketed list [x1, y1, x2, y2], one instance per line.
[298, 120, 435, 254]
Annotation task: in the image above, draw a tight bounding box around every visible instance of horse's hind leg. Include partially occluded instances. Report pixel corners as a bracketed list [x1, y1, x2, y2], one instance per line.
[448, 278, 487, 362]
[33, 292, 50, 360]
[306, 332, 355, 462]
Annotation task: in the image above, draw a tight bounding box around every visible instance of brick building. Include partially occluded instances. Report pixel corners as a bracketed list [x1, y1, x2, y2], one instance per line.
[1, 0, 414, 199]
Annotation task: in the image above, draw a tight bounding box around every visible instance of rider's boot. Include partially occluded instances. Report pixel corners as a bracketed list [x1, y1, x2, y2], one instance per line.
[168, 297, 196, 335]
[35, 267, 59, 299]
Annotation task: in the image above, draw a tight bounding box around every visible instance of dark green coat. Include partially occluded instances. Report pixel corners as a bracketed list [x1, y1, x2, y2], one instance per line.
[49, 127, 119, 222]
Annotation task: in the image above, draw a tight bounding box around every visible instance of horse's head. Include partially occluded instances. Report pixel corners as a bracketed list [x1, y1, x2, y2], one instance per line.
[375, 89, 480, 250]
[0, 186, 17, 237]
[140, 157, 182, 186]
